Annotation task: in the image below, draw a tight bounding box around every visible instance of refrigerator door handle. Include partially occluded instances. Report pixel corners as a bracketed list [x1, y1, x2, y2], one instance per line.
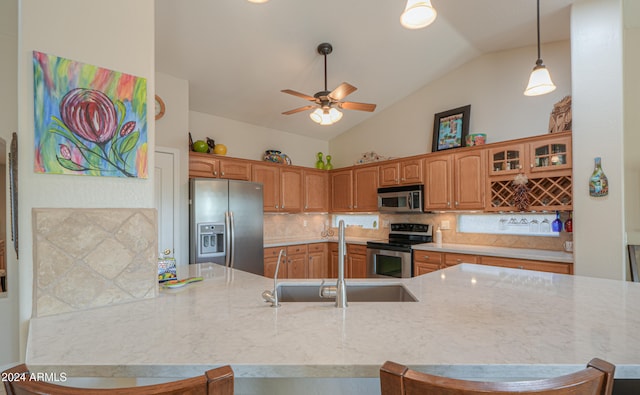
[229, 211, 236, 269]
[225, 211, 231, 268]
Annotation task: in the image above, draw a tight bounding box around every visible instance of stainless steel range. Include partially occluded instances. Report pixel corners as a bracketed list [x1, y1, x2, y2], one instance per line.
[366, 223, 433, 278]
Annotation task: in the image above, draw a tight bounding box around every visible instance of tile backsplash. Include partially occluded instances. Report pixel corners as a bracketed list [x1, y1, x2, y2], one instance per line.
[33, 208, 157, 317]
[264, 213, 571, 251]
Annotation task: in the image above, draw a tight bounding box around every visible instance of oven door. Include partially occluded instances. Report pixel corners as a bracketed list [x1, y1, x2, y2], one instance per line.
[366, 247, 412, 278]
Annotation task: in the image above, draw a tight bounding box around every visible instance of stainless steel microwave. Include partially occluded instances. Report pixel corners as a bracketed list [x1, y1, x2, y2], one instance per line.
[377, 185, 424, 213]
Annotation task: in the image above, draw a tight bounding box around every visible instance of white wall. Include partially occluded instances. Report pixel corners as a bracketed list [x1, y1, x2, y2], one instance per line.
[624, 0, 640, 249]
[156, 72, 190, 265]
[18, 0, 155, 356]
[329, 41, 572, 168]
[0, 0, 19, 367]
[572, 0, 625, 279]
[189, 111, 329, 168]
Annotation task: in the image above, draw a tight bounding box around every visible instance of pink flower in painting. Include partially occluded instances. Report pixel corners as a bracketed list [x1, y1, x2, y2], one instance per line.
[120, 121, 136, 137]
[59, 144, 71, 160]
[60, 88, 117, 144]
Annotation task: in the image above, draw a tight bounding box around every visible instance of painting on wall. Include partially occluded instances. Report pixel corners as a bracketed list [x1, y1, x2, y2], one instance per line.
[33, 51, 148, 178]
[431, 105, 471, 152]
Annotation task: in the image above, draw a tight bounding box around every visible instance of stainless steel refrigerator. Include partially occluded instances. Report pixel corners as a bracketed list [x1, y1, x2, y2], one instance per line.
[189, 178, 264, 275]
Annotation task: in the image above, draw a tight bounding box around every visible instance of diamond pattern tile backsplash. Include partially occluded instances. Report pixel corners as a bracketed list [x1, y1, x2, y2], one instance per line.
[33, 208, 158, 317]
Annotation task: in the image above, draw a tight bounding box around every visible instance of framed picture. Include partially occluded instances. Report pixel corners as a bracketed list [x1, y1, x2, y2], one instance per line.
[431, 105, 471, 152]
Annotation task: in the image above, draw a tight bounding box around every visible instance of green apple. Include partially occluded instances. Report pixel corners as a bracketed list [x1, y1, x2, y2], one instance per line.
[193, 140, 209, 153]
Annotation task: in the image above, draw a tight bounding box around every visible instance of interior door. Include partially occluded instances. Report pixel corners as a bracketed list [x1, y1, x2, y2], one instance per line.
[155, 149, 177, 259]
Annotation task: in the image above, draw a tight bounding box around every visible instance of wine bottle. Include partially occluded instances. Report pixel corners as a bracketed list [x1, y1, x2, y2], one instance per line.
[589, 157, 609, 197]
[564, 212, 573, 233]
[552, 211, 563, 232]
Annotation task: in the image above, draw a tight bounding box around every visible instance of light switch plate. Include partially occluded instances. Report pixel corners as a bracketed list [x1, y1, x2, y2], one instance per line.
[441, 220, 450, 230]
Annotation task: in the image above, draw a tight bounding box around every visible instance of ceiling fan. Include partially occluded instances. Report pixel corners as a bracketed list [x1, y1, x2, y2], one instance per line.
[281, 43, 377, 126]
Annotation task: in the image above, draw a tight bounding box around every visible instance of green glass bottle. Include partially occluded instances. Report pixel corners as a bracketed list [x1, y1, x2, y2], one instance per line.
[324, 155, 333, 170]
[315, 152, 325, 169]
[589, 157, 608, 197]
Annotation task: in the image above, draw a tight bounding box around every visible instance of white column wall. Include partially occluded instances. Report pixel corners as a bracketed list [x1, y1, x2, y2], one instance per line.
[17, 0, 155, 356]
[571, 0, 625, 279]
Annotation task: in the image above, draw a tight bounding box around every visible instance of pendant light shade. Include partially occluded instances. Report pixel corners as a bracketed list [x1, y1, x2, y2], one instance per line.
[400, 0, 437, 29]
[524, 0, 556, 96]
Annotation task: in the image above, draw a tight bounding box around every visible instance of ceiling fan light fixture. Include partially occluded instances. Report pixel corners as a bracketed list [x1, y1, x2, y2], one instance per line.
[524, 61, 556, 96]
[400, 0, 437, 30]
[310, 107, 343, 126]
[310, 108, 324, 124]
[524, 0, 556, 96]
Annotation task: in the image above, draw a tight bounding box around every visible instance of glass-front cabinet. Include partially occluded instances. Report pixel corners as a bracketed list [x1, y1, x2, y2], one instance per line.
[489, 144, 524, 176]
[528, 136, 571, 173]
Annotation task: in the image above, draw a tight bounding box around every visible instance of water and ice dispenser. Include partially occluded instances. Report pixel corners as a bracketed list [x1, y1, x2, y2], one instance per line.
[197, 223, 225, 258]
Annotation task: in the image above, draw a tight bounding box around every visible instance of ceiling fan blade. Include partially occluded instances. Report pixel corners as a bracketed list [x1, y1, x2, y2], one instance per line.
[281, 89, 316, 102]
[328, 83, 357, 101]
[282, 105, 316, 115]
[340, 101, 377, 112]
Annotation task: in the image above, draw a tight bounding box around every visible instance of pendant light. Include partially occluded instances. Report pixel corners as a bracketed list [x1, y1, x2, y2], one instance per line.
[400, 0, 437, 29]
[524, 0, 556, 96]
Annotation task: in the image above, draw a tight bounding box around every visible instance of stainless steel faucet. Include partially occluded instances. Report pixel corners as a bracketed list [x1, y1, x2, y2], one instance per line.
[262, 248, 285, 308]
[320, 220, 348, 308]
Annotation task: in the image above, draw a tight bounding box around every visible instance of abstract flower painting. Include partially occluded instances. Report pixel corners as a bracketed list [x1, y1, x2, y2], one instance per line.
[33, 51, 148, 178]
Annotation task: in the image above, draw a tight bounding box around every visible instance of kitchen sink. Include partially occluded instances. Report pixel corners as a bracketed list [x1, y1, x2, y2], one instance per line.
[276, 283, 418, 302]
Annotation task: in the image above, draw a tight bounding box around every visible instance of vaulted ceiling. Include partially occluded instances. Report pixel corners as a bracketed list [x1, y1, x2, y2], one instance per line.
[155, 0, 573, 140]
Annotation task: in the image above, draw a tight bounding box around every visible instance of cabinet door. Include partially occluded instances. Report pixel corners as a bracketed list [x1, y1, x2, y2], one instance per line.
[353, 165, 379, 211]
[280, 168, 303, 213]
[379, 162, 400, 186]
[189, 154, 219, 178]
[424, 155, 452, 210]
[252, 164, 279, 212]
[308, 250, 328, 278]
[414, 262, 440, 276]
[287, 254, 308, 278]
[453, 151, 485, 210]
[331, 170, 353, 212]
[528, 135, 572, 174]
[348, 254, 368, 278]
[488, 144, 525, 176]
[264, 247, 287, 278]
[400, 159, 423, 184]
[329, 243, 339, 278]
[219, 158, 251, 180]
[303, 170, 329, 212]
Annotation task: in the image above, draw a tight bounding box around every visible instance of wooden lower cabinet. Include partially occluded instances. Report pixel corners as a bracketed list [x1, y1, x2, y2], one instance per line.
[479, 256, 573, 274]
[329, 243, 368, 278]
[308, 243, 329, 278]
[412, 250, 573, 276]
[264, 244, 330, 279]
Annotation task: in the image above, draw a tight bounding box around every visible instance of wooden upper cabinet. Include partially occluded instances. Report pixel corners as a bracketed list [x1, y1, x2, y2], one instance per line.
[453, 150, 486, 210]
[218, 157, 251, 180]
[353, 165, 379, 211]
[423, 155, 452, 210]
[330, 169, 354, 212]
[303, 169, 329, 212]
[528, 135, 572, 174]
[252, 164, 302, 213]
[424, 151, 485, 211]
[379, 159, 423, 186]
[189, 153, 219, 178]
[280, 167, 303, 212]
[488, 143, 525, 176]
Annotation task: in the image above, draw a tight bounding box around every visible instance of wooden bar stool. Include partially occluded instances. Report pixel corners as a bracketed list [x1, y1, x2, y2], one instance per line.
[3, 364, 234, 395]
[380, 358, 615, 395]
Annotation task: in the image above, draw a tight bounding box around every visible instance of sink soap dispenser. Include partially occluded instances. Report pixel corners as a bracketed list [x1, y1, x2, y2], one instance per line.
[435, 226, 442, 246]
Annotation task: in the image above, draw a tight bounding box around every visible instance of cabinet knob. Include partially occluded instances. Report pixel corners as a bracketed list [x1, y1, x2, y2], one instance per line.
[518, 265, 524, 269]
[221, 171, 225, 176]
[530, 163, 534, 168]
[401, 178, 405, 181]
[447, 201, 451, 207]
[423, 255, 429, 259]
[275, 205, 279, 209]
[214, 171, 218, 176]
[456, 259, 462, 263]
[455, 201, 459, 206]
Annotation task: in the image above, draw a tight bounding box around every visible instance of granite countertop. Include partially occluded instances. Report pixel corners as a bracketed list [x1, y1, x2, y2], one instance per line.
[412, 243, 573, 263]
[26, 263, 640, 380]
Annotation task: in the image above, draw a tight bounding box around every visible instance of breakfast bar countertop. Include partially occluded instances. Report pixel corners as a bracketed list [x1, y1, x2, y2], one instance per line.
[26, 263, 640, 380]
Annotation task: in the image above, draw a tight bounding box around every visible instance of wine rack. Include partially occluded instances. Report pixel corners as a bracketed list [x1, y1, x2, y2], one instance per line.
[488, 175, 572, 212]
